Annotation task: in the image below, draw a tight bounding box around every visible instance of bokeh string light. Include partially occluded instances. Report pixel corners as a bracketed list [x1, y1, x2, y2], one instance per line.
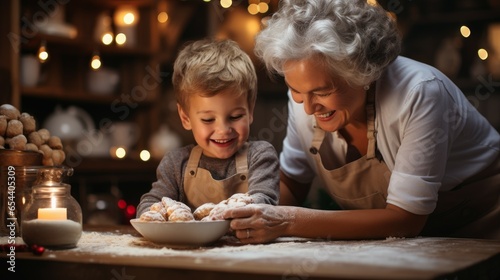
[37, 40, 49, 63]
[90, 52, 101, 70]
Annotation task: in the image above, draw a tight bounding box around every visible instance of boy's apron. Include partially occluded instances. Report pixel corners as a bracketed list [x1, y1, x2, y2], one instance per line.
[309, 87, 500, 238]
[183, 144, 249, 209]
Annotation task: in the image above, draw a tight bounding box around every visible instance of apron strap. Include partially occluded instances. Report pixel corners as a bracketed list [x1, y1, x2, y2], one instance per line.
[311, 122, 326, 151]
[366, 83, 377, 160]
[185, 145, 203, 177]
[235, 142, 249, 175]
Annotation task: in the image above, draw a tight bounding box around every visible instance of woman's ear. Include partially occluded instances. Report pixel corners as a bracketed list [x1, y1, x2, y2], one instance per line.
[177, 103, 192, 130]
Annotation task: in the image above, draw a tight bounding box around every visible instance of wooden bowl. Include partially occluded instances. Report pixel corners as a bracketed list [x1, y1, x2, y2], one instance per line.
[0, 149, 42, 167]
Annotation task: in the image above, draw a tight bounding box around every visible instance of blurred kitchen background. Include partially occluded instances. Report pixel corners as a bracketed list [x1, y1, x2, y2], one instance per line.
[1, 0, 499, 225]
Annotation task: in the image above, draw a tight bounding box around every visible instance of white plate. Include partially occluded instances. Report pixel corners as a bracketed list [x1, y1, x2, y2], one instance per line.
[130, 219, 230, 247]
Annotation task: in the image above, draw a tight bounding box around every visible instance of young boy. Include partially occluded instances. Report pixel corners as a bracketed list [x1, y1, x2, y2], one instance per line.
[137, 39, 280, 217]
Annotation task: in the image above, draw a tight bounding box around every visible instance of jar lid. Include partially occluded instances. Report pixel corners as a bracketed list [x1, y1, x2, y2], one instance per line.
[34, 166, 74, 186]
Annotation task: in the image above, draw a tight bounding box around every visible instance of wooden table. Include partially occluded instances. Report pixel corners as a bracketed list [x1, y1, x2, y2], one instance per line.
[2, 225, 500, 280]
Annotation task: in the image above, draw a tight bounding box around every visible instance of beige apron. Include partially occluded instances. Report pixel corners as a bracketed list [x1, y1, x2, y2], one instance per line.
[183, 144, 249, 209]
[309, 87, 500, 238]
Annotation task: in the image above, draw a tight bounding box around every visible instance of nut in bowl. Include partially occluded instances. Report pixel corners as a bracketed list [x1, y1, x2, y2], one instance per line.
[130, 219, 230, 247]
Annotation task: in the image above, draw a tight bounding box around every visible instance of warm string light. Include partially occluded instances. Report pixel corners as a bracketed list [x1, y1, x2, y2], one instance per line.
[247, 0, 269, 15]
[123, 12, 136, 25]
[90, 52, 101, 70]
[108, 146, 151, 161]
[459, 25, 489, 61]
[460, 25, 471, 38]
[114, 6, 139, 26]
[220, 0, 232, 8]
[101, 32, 114, 45]
[115, 33, 127, 45]
[157, 12, 168, 23]
[157, 1, 168, 32]
[115, 147, 126, 158]
[140, 150, 151, 161]
[38, 40, 49, 63]
[478, 48, 488, 60]
[113, 6, 139, 47]
[95, 13, 114, 45]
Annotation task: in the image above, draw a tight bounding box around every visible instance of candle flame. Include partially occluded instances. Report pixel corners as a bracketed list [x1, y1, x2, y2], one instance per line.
[51, 197, 56, 208]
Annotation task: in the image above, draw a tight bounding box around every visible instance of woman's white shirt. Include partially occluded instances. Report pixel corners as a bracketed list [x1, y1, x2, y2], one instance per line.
[280, 56, 500, 215]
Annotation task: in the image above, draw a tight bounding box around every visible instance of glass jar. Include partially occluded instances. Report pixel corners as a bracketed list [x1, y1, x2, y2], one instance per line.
[0, 149, 42, 237]
[21, 166, 82, 248]
[1, 166, 46, 237]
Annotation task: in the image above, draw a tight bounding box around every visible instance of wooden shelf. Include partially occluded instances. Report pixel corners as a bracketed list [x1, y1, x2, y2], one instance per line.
[8, 0, 165, 155]
[21, 86, 158, 104]
[80, 0, 158, 8]
[22, 33, 155, 56]
[410, 9, 500, 25]
[74, 157, 159, 175]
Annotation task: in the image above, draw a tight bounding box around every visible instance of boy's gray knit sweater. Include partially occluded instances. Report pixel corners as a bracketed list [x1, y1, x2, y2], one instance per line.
[137, 141, 279, 216]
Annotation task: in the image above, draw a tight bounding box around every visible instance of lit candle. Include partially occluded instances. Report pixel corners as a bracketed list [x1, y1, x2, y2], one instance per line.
[22, 197, 79, 248]
[38, 197, 67, 220]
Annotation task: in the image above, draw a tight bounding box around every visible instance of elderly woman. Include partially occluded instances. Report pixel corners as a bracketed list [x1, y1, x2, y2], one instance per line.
[224, 0, 500, 243]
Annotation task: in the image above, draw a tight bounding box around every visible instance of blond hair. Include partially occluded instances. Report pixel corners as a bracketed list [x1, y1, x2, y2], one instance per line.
[173, 39, 257, 112]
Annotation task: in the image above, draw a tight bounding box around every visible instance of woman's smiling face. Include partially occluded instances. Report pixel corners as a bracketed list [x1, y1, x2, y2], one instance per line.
[283, 58, 367, 132]
[177, 88, 253, 159]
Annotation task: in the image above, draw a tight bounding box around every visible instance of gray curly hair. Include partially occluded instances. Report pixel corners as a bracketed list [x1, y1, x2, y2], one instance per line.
[254, 0, 401, 86]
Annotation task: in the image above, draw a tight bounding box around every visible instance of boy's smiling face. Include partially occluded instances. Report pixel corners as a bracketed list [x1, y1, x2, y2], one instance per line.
[178, 89, 253, 159]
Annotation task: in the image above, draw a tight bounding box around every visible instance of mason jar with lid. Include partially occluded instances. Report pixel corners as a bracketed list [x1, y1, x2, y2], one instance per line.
[21, 166, 82, 248]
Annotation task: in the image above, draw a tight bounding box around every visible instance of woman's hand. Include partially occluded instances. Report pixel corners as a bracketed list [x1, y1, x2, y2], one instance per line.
[223, 204, 292, 244]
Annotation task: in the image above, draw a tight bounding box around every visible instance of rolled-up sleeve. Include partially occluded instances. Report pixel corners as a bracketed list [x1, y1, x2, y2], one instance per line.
[387, 171, 441, 214]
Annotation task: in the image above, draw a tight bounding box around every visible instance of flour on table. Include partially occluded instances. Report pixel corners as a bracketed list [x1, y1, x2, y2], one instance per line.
[4, 231, 497, 275]
[62, 231, 482, 271]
